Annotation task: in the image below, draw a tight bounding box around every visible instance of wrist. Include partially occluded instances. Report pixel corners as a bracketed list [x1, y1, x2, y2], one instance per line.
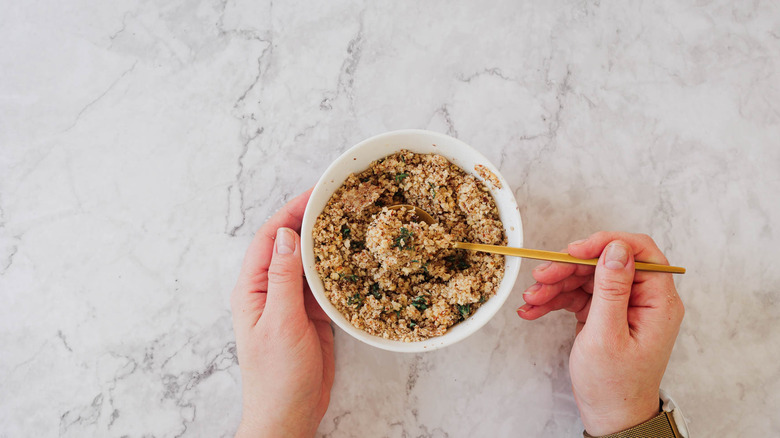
[236, 419, 313, 438]
[579, 396, 660, 436]
[236, 408, 319, 438]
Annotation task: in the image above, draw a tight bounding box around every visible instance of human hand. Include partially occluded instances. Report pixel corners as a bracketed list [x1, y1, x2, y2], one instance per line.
[517, 232, 684, 435]
[231, 189, 335, 438]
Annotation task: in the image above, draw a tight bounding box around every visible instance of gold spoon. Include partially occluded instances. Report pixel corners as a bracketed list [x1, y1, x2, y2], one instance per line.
[388, 205, 686, 274]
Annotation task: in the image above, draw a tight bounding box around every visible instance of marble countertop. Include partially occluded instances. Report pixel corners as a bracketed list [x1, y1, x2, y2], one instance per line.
[2, 1, 779, 436]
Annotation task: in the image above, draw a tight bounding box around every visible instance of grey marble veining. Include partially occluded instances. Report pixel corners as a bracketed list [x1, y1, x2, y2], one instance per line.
[2, 0, 779, 436]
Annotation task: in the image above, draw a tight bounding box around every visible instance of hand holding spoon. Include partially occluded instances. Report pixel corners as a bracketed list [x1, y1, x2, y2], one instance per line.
[388, 205, 686, 274]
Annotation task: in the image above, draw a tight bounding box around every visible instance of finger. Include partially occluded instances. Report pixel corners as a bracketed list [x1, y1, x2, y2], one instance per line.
[516, 290, 591, 320]
[575, 296, 592, 324]
[568, 232, 666, 262]
[265, 227, 306, 319]
[304, 283, 331, 324]
[236, 188, 313, 290]
[523, 275, 591, 306]
[574, 297, 592, 335]
[305, 283, 336, 393]
[315, 316, 336, 394]
[230, 283, 269, 331]
[586, 240, 635, 336]
[580, 277, 594, 294]
[532, 258, 595, 285]
[626, 300, 685, 342]
[571, 231, 680, 303]
[532, 261, 576, 284]
[626, 281, 685, 329]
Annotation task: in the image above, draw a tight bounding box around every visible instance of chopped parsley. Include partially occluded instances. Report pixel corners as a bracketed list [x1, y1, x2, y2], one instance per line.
[445, 252, 471, 270]
[408, 321, 418, 329]
[341, 225, 350, 239]
[457, 304, 471, 319]
[395, 172, 409, 183]
[369, 283, 382, 300]
[347, 293, 363, 306]
[411, 295, 429, 311]
[429, 182, 437, 198]
[340, 273, 358, 282]
[392, 227, 414, 250]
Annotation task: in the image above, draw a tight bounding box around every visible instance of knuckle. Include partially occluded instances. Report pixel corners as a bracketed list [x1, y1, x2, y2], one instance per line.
[637, 233, 655, 246]
[267, 261, 300, 285]
[634, 234, 670, 264]
[676, 299, 686, 322]
[596, 277, 631, 301]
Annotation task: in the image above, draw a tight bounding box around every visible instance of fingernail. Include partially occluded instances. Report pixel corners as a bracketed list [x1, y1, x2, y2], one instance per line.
[534, 261, 552, 272]
[524, 283, 542, 295]
[276, 228, 295, 254]
[604, 243, 628, 270]
[570, 239, 586, 246]
[517, 304, 533, 314]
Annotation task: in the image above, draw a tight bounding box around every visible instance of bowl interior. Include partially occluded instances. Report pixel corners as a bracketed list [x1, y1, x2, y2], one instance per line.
[301, 129, 523, 353]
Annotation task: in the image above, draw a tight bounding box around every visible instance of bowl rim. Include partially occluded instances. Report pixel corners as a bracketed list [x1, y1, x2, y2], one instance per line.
[300, 129, 523, 353]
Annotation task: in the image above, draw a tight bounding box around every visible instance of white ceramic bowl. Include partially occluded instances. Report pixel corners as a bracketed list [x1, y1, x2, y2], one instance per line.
[301, 129, 523, 353]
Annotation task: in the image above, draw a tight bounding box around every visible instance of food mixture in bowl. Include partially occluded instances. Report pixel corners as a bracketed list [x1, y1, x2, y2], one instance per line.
[312, 150, 506, 342]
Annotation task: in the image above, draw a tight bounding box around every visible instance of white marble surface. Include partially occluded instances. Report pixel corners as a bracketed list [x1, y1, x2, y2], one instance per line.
[2, 0, 779, 436]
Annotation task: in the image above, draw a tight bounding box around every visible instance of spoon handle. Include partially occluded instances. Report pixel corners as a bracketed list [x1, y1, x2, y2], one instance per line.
[453, 242, 686, 274]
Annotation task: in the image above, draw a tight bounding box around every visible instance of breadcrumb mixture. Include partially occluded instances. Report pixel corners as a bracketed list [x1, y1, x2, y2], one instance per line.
[475, 164, 502, 190]
[312, 150, 506, 342]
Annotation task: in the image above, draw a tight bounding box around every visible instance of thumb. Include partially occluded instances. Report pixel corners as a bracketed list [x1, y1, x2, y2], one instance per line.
[265, 227, 305, 318]
[588, 240, 635, 336]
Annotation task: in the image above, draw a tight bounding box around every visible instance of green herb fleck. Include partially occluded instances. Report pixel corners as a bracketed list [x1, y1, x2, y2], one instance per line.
[395, 173, 409, 183]
[429, 182, 437, 198]
[457, 304, 471, 319]
[346, 274, 358, 283]
[411, 295, 429, 311]
[393, 309, 401, 319]
[370, 283, 382, 300]
[341, 225, 351, 239]
[392, 227, 414, 250]
[445, 252, 470, 270]
[347, 293, 363, 306]
[408, 321, 418, 329]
